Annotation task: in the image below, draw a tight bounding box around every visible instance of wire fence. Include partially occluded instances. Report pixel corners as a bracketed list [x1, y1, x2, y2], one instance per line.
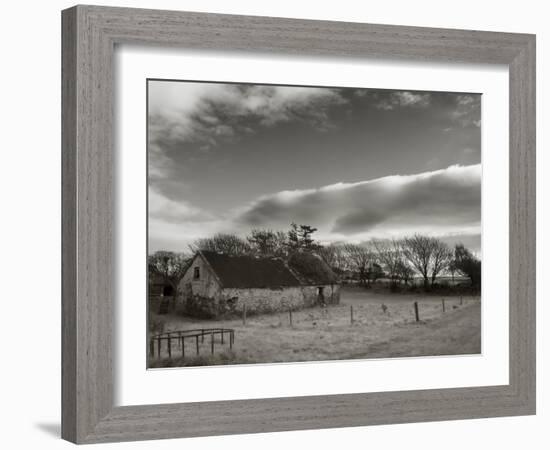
[238, 295, 481, 329]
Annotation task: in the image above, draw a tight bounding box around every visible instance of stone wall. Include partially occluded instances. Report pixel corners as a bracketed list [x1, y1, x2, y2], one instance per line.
[222, 286, 308, 315]
[183, 283, 341, 318]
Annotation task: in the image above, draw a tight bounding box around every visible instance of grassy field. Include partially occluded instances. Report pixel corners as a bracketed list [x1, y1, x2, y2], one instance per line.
[148, 286, 481, 368]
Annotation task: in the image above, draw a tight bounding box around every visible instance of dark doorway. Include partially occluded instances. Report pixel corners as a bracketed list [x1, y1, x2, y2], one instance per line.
[317, 286, 325, 305]
[163, 285, 174, 296]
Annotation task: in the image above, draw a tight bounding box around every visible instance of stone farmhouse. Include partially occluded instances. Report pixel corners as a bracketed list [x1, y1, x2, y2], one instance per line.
[179, 250, 341, 318]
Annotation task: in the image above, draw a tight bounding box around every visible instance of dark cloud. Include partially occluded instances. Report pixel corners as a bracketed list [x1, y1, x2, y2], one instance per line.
[149, 84, 348, 154]
[333, 209, 392, 232]
[236, 164, 480, 239]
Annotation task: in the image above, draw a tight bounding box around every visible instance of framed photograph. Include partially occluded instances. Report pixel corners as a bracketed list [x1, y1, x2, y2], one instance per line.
[146, 79, 484, 368]
[62, 5, 536, 444]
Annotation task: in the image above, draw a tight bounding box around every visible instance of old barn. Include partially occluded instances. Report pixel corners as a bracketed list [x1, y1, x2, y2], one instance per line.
[179, 250, 340, 318]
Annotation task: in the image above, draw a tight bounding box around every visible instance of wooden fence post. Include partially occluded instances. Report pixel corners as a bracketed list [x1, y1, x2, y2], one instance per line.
[195, 335, 199, 355]
[181, 336, 185, 358]
[441, 299, 446, 313]
[157, 338, 161, 357]
[243, 304, 247, 326]
[350, 305, 354, 325]
[414, 301, 420, 322]
[289, 307, 293, 327]
[167, 337, 172, 359]
[211, 332, 215, 354]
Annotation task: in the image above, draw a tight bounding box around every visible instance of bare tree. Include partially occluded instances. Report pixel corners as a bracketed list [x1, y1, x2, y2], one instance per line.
[190, 233, 251, 256]
[402, 235, 453, 288]
[318, 243, 347, 273]
[430, 240, 453, 285]
[401, 234, 435, 289]
[453, 243, 482, 288]
[395, 259, 414, 285]
[448, 259, 458, 284]
[373, 238, 404, 287]
[148, 251, 190, 310]
[343, 243, 374, 285]
[247, 229, 287, 257]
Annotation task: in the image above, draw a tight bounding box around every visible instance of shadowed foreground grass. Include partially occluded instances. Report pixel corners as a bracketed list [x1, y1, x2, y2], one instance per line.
[149, 350, 252, 368]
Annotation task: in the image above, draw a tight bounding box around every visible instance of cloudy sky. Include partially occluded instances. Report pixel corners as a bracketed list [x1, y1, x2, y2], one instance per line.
[148, 80, 481, 253]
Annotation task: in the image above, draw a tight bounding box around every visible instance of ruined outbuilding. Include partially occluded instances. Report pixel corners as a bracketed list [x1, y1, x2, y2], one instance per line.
[179, 250, 340, 318]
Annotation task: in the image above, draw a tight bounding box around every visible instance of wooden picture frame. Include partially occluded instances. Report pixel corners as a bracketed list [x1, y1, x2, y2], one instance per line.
[62, 5, 536, 444]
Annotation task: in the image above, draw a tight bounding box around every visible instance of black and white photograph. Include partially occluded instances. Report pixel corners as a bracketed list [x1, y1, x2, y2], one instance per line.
[147, 80, 482, 368]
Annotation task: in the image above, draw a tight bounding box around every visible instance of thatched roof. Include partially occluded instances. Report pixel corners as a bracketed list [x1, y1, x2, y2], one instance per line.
[287, 252, 340, 285]
[200, 251, 301, 289]
[199, 250, 339, 289]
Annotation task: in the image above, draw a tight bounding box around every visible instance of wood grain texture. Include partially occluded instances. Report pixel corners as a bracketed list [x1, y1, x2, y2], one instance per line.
[508, 36, 536, 408]
[61, 7, 77, 443]
[61, 5, 536, 444]
[62, 5, 114, 442]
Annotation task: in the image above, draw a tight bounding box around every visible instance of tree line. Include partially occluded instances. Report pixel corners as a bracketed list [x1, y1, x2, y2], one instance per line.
[318, 236, 481, 290]
[190, 223, 321, 257]
[148, 223, 481, 300]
